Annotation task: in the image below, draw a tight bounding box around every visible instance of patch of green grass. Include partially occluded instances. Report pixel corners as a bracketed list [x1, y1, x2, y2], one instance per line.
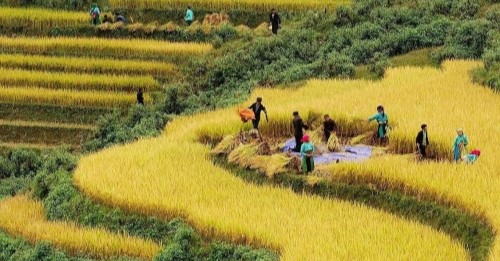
[0, 103, 110, 125]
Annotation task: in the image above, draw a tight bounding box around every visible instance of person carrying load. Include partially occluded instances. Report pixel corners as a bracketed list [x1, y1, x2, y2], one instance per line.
[368, 105, 388, 144]
[248, 97, 268, 130]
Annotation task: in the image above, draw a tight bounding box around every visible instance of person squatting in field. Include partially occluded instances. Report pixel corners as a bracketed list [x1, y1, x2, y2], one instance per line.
[416, 124, 429, 158]
[368, 105, 388, 143]
[89, 3, 101, 25]
[464, 149, 480, 164]
[453, 128, 468, 162]
[300, 135, 315, 173]
[323, 114, 337, 142]
[292, 111, 308, 152]
[269, 9, 281, 35]
[249, 97, 268, 129]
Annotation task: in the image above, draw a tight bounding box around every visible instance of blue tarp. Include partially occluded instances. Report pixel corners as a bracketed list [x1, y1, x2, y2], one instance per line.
[281, 138, 372, 164]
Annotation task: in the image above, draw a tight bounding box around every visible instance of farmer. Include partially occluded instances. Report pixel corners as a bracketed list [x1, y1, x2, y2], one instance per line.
[464, 149, 480, 164]
[137, 88, 144, 105]
[248, 97, 268, 130]
[368, 105, 388, 143]
[453, 128, 468, 162]
[269, 9, 281, 35]
[292, 111, 308, 152]
[416, 124, 429, 158]
[185, 6, 194, 26]
[300, 135, 315, 173]
[102, 14, 113, 23]
[323, 114, 337, 142]
[89, 3, 101, 25]
[115, 13, 127, 23]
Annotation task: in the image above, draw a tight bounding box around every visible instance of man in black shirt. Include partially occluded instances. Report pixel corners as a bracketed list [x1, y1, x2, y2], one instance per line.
[137, 88, 144, 105]
[323, 114, 337, 142]
[248, 97, 268, 129]
[292, 111, 307, 152]
[269, 9, 281, 35]
[416, 124, 429, 158]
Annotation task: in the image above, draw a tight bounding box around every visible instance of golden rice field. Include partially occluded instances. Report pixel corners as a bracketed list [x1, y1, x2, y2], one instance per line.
[71, 60, 496, 260]
[0, 85, 147, 108]
[0, 36, 212, 60]
[0, 67, 159, 92]
[0, 195, 162, 260]
[0, 54, 178, 77]
[0, 7, 87, 31]
[110, 0, 350, 12]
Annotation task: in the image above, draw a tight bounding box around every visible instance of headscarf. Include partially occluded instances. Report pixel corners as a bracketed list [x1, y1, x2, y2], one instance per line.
[470, 149, 481, 157]
[301, 135, 310, 143]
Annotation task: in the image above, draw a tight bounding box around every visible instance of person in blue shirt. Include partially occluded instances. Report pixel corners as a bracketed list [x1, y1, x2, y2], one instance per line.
[453, 128, 468, 162]
[300, 135, 315, 173]
[368, 105, 388, 144]
[185, 6, 194, 26]
[89, 3, 101, 26]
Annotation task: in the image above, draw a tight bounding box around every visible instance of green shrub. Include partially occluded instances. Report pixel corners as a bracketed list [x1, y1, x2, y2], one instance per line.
[206, 243, 278, 261]
[485, 4, 500, 30]
[84, 105, 168, 152]
[451, 0, 480, 19]
[432, 19, 492, 62]
[7, 149, 42, 177]
[318, 52, 355, 78]
[368, 52, 391, 78]
[0, 156, 15, 179]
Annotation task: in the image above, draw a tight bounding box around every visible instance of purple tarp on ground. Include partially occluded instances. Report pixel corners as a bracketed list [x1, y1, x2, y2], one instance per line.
[281, 138, 372, 164]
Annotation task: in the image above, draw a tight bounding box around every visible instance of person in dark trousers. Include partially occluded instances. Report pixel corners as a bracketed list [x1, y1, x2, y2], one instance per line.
[248, 97, 268, 129]
[137, 88, 144, 105]
[323, 114, 337, 142]
[269, 9, 281, 35]
[292, 111, 308, 152]
[89, 3, 101, 26]
[416, 124, 429, 158]
[102, 14, 113, 23]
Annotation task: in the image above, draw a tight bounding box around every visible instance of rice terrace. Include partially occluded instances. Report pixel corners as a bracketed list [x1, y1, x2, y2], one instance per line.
[0, 0, 498, 260]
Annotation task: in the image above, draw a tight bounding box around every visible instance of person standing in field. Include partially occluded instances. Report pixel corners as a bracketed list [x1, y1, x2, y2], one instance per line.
[453, 128, 468, 162]
[292, 111, 308, 152]
[89, 3, 101, 26]
[368, 105, 388, 143]
[185, 6, 194, 26]
[269, 9, 281, 35]
[323, 114, 337, 142]
[137, 88, 144, 105]
[248, 97, 268, 130]
[416, 124, 429, 158]
[300, 135, 315, 173]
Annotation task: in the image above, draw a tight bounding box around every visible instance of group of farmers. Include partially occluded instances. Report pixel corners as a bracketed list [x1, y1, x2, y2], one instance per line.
[245, 98, 481, 174]
[89, 4, 283, 35]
